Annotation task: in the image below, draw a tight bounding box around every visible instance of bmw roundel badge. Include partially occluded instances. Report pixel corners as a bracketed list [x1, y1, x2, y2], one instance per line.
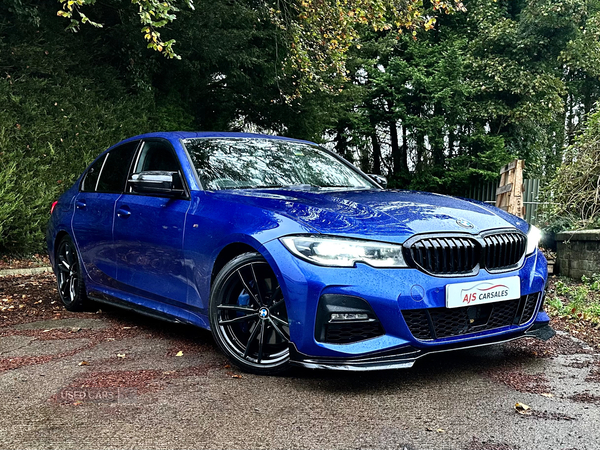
[456, 218, 474, 229]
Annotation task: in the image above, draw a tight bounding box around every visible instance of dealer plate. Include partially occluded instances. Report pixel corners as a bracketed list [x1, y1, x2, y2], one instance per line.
[445, 276, 521, 309]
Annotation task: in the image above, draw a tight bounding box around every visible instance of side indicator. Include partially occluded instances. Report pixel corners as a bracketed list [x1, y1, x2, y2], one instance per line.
[50, 201, 58, 215]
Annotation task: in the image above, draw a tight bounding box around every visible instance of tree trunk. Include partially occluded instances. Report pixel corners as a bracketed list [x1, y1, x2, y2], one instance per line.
[400, 123, 409, 174]
[391, 119, 400, 175]
[432, 104, 445, 168]
[334, 123, 352, 163]
[371, 131, 381, 174]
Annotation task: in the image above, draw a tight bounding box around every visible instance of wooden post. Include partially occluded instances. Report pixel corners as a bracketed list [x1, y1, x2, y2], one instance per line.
[496, 159, 525, 218]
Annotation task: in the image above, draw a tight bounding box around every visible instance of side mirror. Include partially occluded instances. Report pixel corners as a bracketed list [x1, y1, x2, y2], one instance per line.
[129, 171, 186, 198]
[369, 174, 388, 189]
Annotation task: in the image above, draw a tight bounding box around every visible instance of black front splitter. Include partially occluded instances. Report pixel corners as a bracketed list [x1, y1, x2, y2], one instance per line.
[290, 324, 556, 372]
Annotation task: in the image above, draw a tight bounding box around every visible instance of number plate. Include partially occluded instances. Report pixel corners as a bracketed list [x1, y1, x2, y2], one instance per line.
[445, 276, 521, 309]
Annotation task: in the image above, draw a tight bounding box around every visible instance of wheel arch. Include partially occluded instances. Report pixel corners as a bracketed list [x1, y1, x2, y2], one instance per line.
[211, 242, 259, 284]
[52, 230, 70, 266]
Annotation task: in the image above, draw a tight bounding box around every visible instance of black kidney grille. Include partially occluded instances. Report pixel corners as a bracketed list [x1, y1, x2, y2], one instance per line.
[402, 293, 540, 341]
[409, 237, 480, 275]
[484, 232, 527, 270]
[325, 321, 384, 344]
[408, 232, 526, 275]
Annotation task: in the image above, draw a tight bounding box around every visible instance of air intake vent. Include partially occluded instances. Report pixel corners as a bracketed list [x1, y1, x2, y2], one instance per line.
[401, 293, 540, 341]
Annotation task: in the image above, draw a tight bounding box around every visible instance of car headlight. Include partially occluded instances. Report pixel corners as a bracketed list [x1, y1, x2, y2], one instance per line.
[526, 225, 542, 255]
[280, 235, 408, 268]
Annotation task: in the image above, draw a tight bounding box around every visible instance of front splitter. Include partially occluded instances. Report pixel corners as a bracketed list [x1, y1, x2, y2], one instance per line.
[290, 324, 556, 371]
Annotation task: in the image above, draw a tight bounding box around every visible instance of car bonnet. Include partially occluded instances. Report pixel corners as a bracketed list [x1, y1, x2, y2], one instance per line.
[214, 188, 529, 244]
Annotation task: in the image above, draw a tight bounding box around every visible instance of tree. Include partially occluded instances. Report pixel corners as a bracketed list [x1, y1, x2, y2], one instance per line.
[540, 104, 600, 231]
[52, 0, 465, 96]
[320, 0, 600, 195]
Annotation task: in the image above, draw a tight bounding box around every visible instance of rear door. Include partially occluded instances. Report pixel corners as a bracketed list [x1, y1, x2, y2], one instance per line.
[72, 141, 139, 286]
[113, 139, 191, 304]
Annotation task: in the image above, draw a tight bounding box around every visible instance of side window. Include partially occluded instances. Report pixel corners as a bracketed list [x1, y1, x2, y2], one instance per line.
[96, 141, 139, 194]
[134, 141, 180, 173]
[80, 154, 106, 192]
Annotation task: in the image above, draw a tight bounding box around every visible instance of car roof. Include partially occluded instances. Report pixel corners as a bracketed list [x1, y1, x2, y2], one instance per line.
[120, 131, 317, 146]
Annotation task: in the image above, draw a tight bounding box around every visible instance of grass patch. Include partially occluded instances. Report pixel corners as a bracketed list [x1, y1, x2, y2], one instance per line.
[546, 274, 600, 325]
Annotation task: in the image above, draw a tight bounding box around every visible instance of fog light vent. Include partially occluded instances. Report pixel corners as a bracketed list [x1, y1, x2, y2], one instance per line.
[330, 313, 369, 321]
[315, 294, 385, 343]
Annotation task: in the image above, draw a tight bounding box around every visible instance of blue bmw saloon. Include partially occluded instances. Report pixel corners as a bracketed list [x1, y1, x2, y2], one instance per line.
[47, 132, 553, 374]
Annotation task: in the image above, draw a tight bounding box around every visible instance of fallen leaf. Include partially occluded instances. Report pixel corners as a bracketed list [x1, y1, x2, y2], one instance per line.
[175, 351, 183, 357]
[78, 361, 89, 366]
[515, 402, 531, 415]
[231, 374, 242, 379]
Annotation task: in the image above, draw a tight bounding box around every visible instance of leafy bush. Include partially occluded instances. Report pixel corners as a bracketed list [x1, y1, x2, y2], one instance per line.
[540, 104, 600, 232]
[0, 28, 193, 254]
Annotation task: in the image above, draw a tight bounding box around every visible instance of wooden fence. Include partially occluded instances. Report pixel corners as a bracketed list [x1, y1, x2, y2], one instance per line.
[464, 179, 541, 225]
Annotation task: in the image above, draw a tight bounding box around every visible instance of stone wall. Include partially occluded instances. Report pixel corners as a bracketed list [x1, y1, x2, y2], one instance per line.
[556, 230, 600, 279]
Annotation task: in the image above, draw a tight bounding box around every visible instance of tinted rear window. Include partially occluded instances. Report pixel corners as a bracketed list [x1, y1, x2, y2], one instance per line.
[80, 154, 106, 192]
[96, 141, 139, 193]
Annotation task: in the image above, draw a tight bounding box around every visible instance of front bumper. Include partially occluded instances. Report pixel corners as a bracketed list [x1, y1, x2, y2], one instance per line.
[261, 239, 549, 365]
[289, 323, 556, 371]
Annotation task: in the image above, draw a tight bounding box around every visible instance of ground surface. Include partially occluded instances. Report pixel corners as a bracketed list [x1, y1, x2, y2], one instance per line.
[1, 272, 600, 450]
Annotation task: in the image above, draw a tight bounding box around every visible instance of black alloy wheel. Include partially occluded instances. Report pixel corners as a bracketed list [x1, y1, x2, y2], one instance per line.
[209, 252, 291, 375]
[55, 235, 88, 311]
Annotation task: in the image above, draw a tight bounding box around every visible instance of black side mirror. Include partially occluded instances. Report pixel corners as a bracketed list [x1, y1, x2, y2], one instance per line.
[129, 171, 186, 198]
[369, 174, 388, 189]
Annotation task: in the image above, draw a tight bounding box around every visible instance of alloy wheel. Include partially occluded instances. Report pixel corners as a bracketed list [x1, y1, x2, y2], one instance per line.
[56, 236, 87, 311]
[211, 254, 290, 373]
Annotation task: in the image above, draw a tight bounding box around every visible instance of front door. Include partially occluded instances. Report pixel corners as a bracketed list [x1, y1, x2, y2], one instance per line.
[113, 139, 191, 304]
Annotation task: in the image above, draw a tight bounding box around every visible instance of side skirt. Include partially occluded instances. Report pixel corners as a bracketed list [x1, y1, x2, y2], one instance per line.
[89, 291, 186, 325]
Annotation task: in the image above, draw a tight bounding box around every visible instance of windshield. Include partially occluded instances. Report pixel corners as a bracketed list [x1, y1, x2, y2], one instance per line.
[183, 138, 377, 190]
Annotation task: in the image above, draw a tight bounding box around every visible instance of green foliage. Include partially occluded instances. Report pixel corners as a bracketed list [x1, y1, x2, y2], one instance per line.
[52, 0, 465, 93]
[321, 0, 600, 197]
[57, 0, 195, 59]
[0, 17, 193, 253]
[547, 275, 600, 324]
[407, 133, 513, 194]
[540, 104, 600, 232]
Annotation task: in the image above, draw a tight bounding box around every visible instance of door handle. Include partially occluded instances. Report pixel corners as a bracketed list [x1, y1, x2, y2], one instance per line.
[76, 199, 87, 209]
[116, 206, 131, 218]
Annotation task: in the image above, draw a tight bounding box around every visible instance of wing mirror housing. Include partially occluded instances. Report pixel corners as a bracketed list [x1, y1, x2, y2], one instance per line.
[129, 171, 186, 198]
[369, 174, 388, 189]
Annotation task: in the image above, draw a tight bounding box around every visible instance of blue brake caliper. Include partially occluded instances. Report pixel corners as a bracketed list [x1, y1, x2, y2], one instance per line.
[238, 290, 250, 333]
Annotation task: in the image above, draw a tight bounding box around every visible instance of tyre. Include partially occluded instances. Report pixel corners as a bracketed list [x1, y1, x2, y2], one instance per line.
[209, 252, 291, 375]
[55, 235, 89, 312]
